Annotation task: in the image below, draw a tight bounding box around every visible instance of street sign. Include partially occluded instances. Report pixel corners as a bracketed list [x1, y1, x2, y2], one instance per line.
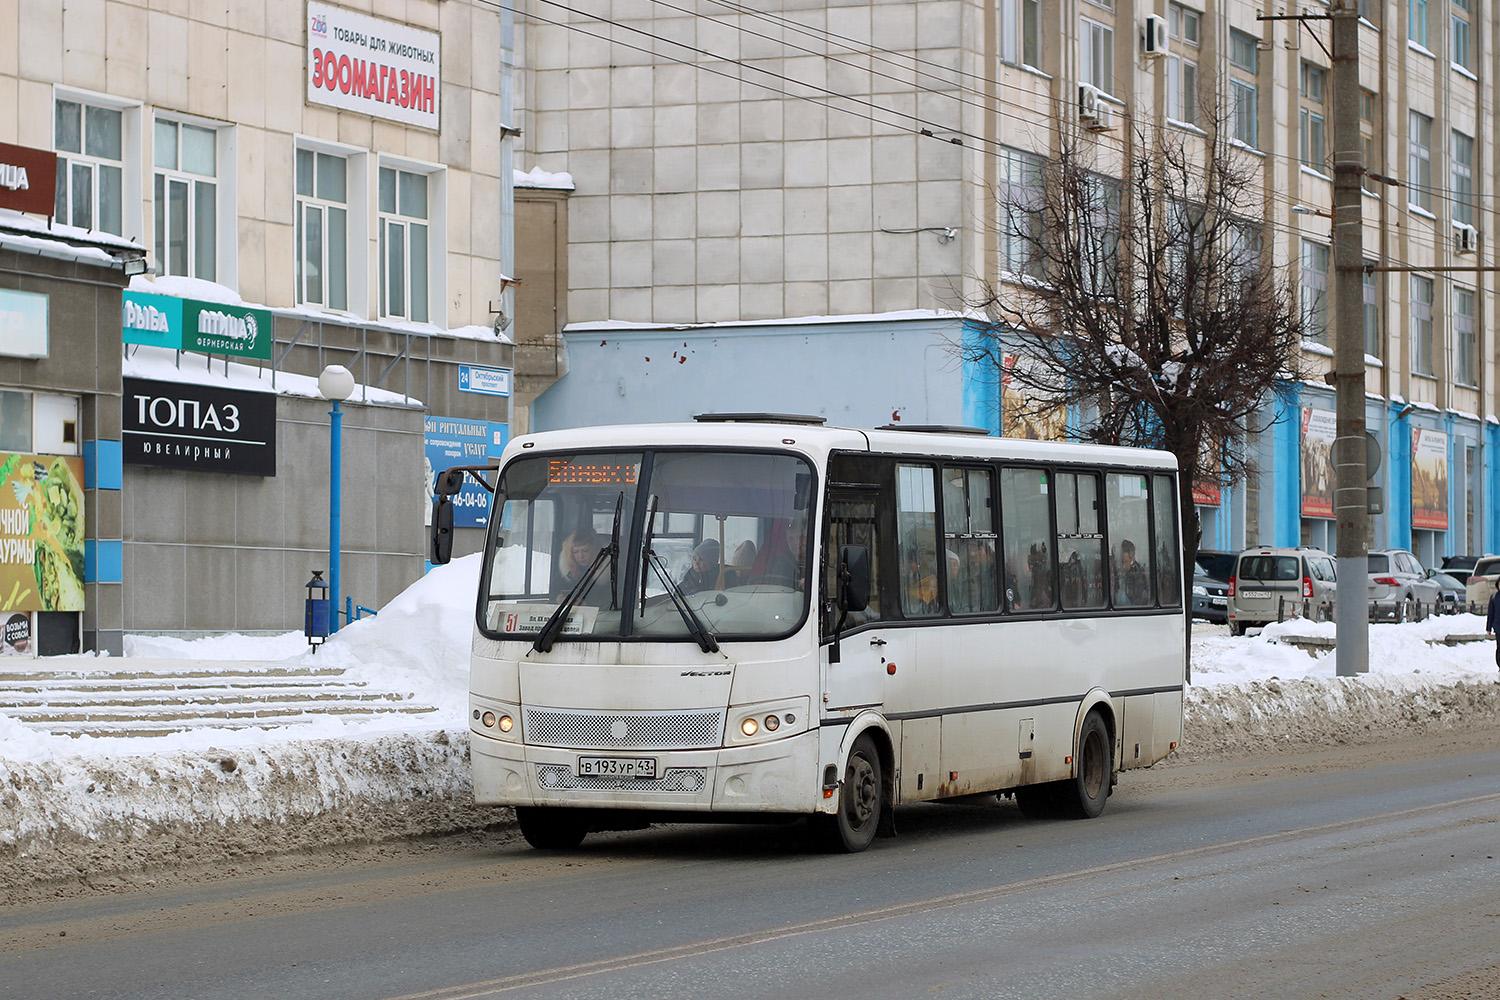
[458, 364, 512, 397]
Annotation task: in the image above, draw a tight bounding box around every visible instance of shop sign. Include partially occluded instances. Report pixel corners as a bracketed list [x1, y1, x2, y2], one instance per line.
[121, 290, 184, 349]
[0, 288, 48, 359]
[0, 452, 86, 613]
[1411, 428, 1448, 531]
[424, 417, 507, 528]
[0, 141, 58, 216]
[1299, 406, 1336, 519]
[122, 377, 277, 476]
[458, 364, 512, 397]
[121, 292, 272, 359]
[1, 612, 31, 655]
[307, 2, 440, 130]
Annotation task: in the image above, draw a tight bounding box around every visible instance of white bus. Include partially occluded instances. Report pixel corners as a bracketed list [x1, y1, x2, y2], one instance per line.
[432, 416, 1185, 852]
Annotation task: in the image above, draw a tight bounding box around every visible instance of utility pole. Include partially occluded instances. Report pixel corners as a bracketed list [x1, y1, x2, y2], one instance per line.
[1330, 1, 1368, 675]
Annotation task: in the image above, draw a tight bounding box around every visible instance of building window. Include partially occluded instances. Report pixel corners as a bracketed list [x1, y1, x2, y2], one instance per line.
[1453, 286, 1475, 385]
[1000, 147, 1045, 279]
[1169, 3, 1200, 44]
[1451, 130, 1474, 227]
[1080, 18, 1114, 95]
[1230, 80, 1258, 147]
[153, 119, 219, 280]
[1167, 56, 1196, 124]
[1300, 62, 1325, 103]
[1300, 241, 1329, 344]
[1451, 0, 1470, 67]
[296, 148, 349, 312]
[1408, 111, 1432, 212]
[1229, 29, 1258, 73]
[1410, 275, 1434, 376]
[1360, 90, 1380, 177]
[1300, 111, 1326, 171]
[1363, 264, 1381, 359]
[1410, 0, 1430, 47]
[1001, 0, 1043, 69]
[53, 98, 124, 235]
[379, 165, 431, 323]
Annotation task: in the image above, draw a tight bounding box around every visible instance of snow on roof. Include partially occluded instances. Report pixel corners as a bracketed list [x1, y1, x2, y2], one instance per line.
[566, 308, 971, 334]
[0, 229, 127, 267]
[515, 165, 575, 190]
[0, 208, 147, 253]
[123, 344, 423, 406]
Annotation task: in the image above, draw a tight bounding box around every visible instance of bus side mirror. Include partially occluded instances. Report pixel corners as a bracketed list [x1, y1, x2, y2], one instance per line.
[434, 468, 466, 497]
[430, 497, 454, 564]
[838, 544, 870, 613]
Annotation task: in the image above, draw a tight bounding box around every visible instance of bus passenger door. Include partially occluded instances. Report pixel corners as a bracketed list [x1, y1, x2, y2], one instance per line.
[821, 491, 887, 712]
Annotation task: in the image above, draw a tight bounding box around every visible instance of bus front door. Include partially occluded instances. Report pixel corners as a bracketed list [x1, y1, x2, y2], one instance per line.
[822, 492, 887, 712]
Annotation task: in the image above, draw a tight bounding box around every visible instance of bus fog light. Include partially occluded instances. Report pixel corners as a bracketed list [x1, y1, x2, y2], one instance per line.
[481, 712, 497, 728]
[764, 715, 780, 731]
[784, 713, 795, 725]
[498, 715, 514, 733]
[741, 718, 759, 736]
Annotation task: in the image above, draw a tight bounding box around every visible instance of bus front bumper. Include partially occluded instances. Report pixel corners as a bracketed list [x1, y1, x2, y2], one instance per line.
[470, 728, 823, 814]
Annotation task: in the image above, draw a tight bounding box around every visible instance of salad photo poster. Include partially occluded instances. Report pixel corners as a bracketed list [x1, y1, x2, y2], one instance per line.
[0, 453, 86, 612]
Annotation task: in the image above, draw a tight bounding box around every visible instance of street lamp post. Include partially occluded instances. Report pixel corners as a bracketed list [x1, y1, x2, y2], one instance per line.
[318, 365, 356, 634]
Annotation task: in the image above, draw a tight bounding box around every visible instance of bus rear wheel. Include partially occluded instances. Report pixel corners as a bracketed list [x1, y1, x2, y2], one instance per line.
[516, 806, 590, 849]
[811, 734, 883, 853]
[1058, 711, 1112, 819]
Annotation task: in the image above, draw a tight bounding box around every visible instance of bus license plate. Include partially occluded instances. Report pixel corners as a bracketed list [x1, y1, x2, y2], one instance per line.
[578, 756, 657, 779]
[1240, 590, 1269, 599]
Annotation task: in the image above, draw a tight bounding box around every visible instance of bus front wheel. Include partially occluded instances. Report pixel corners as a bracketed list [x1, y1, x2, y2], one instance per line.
[811, 734, 883, 853]
[516, 806, 590, 850]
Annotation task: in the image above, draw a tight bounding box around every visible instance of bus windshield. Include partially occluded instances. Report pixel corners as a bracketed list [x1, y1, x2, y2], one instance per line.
[482, 449, 814, 641]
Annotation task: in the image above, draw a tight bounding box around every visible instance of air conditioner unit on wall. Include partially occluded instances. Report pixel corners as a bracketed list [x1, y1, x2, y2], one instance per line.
[1078, 83, 1101, 121]
[1088, 104, 1114, 131]
[1144, 15, 1170, 56]
[1454, 222, 1478, 254]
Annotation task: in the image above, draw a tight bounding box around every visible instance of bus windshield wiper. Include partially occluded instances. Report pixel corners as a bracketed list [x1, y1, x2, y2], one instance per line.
[532, 492, 622, 654]
[640, 496, 719, 654]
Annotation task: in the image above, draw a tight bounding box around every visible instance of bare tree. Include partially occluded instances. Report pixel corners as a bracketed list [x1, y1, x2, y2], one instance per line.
[963, 115, 1310, 622]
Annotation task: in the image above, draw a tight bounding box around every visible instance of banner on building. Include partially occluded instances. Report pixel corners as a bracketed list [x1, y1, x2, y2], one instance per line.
[0, 453, 86, 613]
[1412, 428, 1449, 531]
[122, 292, 272, 360]
[1000, 355, 1067, 441]
[1299, 406, 1336, 519]
[306, 2, 441, 130]
[424, 416, 507, 528]
[122, 378, 277, 476]
[0, 288, 49, 360]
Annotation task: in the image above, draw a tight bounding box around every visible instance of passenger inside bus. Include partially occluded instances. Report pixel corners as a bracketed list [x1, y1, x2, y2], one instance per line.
[724, 539, 757, 587]
[678, 539, 721, 594]
[751, 517, 808, 591]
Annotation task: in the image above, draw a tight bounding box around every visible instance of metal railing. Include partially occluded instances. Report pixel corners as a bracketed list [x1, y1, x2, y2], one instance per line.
[1276, 596, 1476, 625]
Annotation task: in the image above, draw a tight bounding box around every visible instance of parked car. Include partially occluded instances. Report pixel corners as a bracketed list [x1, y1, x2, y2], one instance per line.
[1194, 550, 1236, 583]
[1425, 571, 1467, 609]
[1464, 556, 1500, 609]
[1227, 546, 1337, 636]
[1366, 549, 1442, 616]
[1440, 555, 1480, 586]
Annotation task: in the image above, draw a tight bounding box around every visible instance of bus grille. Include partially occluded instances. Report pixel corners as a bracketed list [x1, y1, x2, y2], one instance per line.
[536, 764, 708, 793]
[523, 707, 725, 750]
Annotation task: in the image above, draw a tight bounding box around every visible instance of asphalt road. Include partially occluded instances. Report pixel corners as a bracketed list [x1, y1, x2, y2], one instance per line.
[2, 730, 1498, 1000]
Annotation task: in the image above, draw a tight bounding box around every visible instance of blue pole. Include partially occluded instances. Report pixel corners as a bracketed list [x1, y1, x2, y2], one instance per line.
[329, 400, 343, 633]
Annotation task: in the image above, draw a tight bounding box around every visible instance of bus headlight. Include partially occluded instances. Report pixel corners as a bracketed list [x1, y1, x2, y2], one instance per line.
[730, 698, 811, 745]
[472, 699, 521, 742]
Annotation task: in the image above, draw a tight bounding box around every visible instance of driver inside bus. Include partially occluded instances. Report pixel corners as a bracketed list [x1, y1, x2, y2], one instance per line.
[556, 529, 604, 597]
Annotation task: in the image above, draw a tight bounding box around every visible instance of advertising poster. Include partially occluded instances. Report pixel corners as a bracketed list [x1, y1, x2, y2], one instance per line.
[1000, 355, 1067, 441]
[424, 417, 508, 528]
[1299, 406, 1336, 519]
[0, 453, 86, 613]
[1411, 428, 1449, 531]
[1, 612, 31, 655]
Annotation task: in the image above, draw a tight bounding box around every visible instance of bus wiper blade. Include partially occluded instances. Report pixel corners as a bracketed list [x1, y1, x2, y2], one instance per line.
[533, 492, 623, 653]
[645, 550, 720, 654]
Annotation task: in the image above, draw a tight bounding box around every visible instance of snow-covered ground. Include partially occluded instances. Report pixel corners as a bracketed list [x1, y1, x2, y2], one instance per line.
[2, 556, 1497, 886]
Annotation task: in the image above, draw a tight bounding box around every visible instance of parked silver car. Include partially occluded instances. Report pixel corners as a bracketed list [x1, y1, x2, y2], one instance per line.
[1464, 556, 1500, 608]
[1366, 549, 1441, 615]
[1227, 546, 1338, 636]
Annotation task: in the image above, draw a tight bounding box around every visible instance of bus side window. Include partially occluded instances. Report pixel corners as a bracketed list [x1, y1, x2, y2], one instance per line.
[1055, 472, 1105, 610]
[896, 464, 940, 616]
[1152, 475, 1180, 605]
[1107, 473, 1154, 608]
[943, 466, 998, 614]
[1000, 467, 1055, 611]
